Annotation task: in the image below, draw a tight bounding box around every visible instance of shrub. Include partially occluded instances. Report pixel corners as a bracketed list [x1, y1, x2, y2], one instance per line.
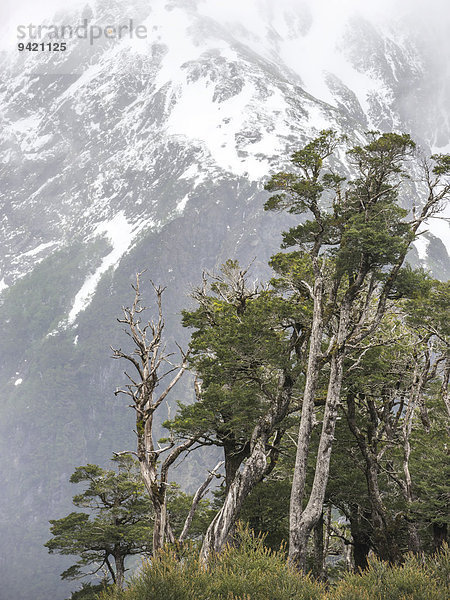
[207, 527, 324, 600]
[102, 531, 450, 600]
[68, 581, 111, 600]
[101, 527, 324, 600]
[423, 543, 450, 593]
[331, 550, 447, 600]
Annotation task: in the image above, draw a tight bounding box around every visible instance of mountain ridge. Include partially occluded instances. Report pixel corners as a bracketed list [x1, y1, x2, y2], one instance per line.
[0, 1, 449, 598]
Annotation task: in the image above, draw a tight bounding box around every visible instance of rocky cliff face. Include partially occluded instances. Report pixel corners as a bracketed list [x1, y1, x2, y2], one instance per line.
[0, 1, 449, 598]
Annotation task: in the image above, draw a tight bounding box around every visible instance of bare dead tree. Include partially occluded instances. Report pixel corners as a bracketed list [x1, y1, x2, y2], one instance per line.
[112, 273, 219, 553]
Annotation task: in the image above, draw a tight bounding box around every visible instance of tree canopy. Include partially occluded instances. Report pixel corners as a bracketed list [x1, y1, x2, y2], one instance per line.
[45, 455, 152, 589]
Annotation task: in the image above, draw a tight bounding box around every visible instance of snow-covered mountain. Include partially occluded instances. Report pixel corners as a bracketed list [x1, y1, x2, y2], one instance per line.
[0, 1, 449, 598]
[1, 0, 449, 291]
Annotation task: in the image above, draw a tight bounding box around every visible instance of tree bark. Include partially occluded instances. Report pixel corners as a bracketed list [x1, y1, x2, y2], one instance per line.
[289, 271, 324, 566]
[114, 551, 125, 590]
[179, 461, 224, 543]
[343, 542, 353, 572]
[442, 358, 450, 423]
[105, 556, 116, 584]
[200, 437, 268, 561]
[152, 493, 167, 552]
[432, 522, 448, 551]
[402, 364, 423, 554]
[349, 504, 371, 571]
[290, 290, 354, 571]
[290, 346, 346, 570]
[312, 511, 325, 580]
[352, 534, 371, 572]
[223, 440, 249, 493]
[200, 380, 292, 562]
[113, 275, 194, 555]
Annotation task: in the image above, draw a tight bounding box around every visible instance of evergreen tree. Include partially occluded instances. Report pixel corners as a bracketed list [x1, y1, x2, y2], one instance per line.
[175, 261, 308, 560]
[172, 260, 307, 490]
[45, 455, 152, 590]
[405, 279, 450, 550]
[264, 130, 450, 570]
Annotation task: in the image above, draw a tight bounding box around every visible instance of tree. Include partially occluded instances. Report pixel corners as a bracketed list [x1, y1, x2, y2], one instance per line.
[112, 273, 223, 554]
[65, 581, 112, 600]
[405, 279, 450, 550]
[112, 274, 195, 554]
[264, 130, 450, 570]
[322, 279, 449, 570]
[340, 320, 426, 563]
[172, 261, 306, 488]
[45, 455, 152, 590]
[173, 261, 308, 561]
[174, 262, 270, 491]
[410, 395, 450, 551]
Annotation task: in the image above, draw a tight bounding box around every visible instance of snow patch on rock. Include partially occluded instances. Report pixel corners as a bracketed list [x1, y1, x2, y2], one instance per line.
[176, 195, 189, 213]
[413, 234, 429, 261]
[167, 79, 256, 175]
[22, 241, 58, 258]
[67, 212, 153, 324]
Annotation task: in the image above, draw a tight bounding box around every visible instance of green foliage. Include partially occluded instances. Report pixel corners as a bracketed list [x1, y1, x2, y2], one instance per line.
[268, 251, 316, 311]
[240, 477, 291, 550]
[430, 153, 450, 175]
[166, 484, 215, 539]
[346, 131, 415, 172]
[410, 397, 450, 537]
[100, 526, 325, 600]
[406, 279, 450, 338]
[336, 202, 410, 273]
[100, 530, 450, 600]
[105, 547, 209, 600]
[171, 261, 306, 485]
[385, 265, 432, 300]
[265, 130, 418, 285]
[264, 129, 344, 216]
[67, 581, 112, 600]
[45, 455, 152, 582]
[332, 551, 446, 600]
[422, 542, 450, 591]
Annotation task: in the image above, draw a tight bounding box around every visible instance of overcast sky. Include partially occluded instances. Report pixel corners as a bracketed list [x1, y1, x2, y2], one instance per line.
[1, 0, 449, 45]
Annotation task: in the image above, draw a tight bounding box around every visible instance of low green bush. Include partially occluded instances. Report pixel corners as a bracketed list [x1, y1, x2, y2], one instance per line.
[423, 543, 450, 593]
[102, 527, 324, 600]
[101, 534, 449, 600]
[331, 548, 448, 600]
[68, 581, 112, 600]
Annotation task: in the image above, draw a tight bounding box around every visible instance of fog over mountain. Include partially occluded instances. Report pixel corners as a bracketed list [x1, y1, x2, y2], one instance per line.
[0, 1, 449, 598]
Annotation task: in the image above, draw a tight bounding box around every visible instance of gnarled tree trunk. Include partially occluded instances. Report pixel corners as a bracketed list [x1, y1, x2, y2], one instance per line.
[200, 437, 268, 561]
[200, 380, 292, 562]
[113, 274, 196, 555]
